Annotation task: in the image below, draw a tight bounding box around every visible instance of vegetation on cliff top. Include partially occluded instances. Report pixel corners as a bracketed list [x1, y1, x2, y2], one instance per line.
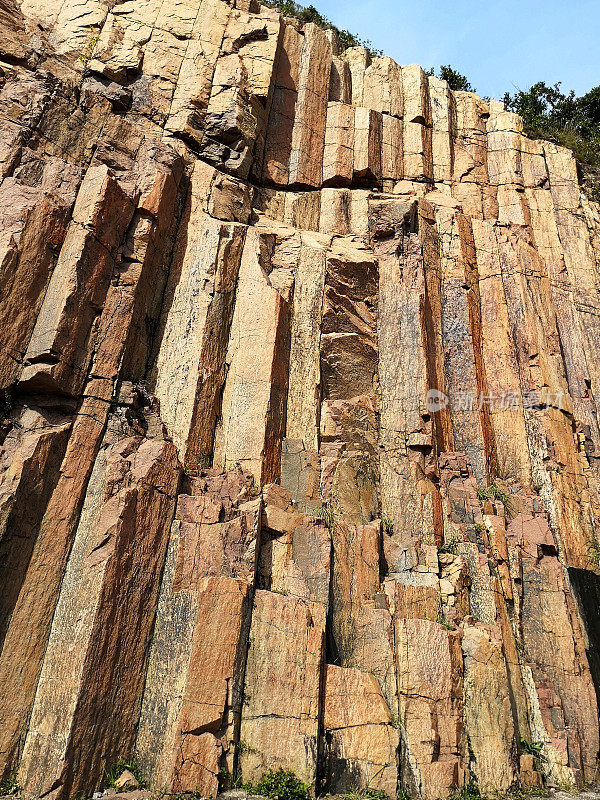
[427, 67, 600, 199]
[266, 0, 599, 200]
[263, 0, 382, 57]
[504, 82, 600, 200]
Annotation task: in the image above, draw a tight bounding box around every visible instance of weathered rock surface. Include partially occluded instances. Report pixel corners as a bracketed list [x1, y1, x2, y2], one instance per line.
[0, 1, 600, 799]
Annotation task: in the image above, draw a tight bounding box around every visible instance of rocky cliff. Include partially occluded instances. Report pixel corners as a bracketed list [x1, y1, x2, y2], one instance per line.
[1, 1, 600, 799]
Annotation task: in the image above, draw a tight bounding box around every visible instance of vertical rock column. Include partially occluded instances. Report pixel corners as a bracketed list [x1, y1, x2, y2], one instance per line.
[239, 590, 326, 788]
[18, 435, 180, 800]
[153, 161, 249, 467]
[319, 237, 379, 523]
[137, 468, 261, 797]
[0, 155, 81, 391]
[0, 144, 184, 780]
[282, 232, 330, 509]
[371, 196, 440, 563]
[0, 405, 72, 649]
[323, 665, 398, 796]
[213, 227, 292, 485]
[420, 196, 490, 483]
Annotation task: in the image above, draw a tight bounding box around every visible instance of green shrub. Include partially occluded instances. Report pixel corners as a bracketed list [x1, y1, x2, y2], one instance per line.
[339, 789, 389, 800]
[104, 758, 148, 790]
[360, 790, 388, 800]
[477, 483, 510, 505]
[249, 768, 309, 800]
[313, 502, 337, 530]
[504, 82, 600, 200]
[263, 0, 382, 58]
[439, 535, 459, 555]
[519, 738, 545, 768]
[448, 782, 481, 800]
[438, 65, 474, 92]
[0, 771, 21, 796]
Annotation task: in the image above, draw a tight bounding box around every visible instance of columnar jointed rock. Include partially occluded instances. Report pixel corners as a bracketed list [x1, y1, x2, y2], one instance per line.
[1, 0, 600, 798]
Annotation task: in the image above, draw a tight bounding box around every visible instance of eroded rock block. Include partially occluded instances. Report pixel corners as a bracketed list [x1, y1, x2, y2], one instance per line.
[239, 590, 326, 787]
[323, 665, 398, 796]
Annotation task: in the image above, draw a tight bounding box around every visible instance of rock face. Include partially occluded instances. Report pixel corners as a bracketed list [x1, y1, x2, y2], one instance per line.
[0, 1, 599, 798]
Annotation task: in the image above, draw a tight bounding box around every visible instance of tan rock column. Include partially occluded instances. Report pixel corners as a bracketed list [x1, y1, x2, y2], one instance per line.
[545, 143, 600, 463]
[401, 65, 433, 182]
[513, 518, 599, 784]
[288, 23, 331, 187]
[323, 102, 354, 187]
[422, 198, 490, 482]
[471, 219, 532, 483]
[319, 237, 379, 523]
[0, 159, 81, 391]
[343, 46, 370, 107]
[0, 146, 184, 780]
[353, 106, 382, 184]
[137, 469, 261, 797]
[261, 22, 303, 185]
[323, 665, 399, 796]
[370, 196, 440, 556]
[154, 163, 248, 466]
[20, 164, 135, 396]
[213, 227, 291, 485]
[200, 7, 281, 177]
[428, 76, 454, 185]
[363, 56, 403, 118]
[395, 618, 464, 800]
[495, 226, 595, 568]
[452, 92, 495, 219]
[239, 589, 326, 788]
[0, 406, 72, 647]
[462, 623, 517, 793]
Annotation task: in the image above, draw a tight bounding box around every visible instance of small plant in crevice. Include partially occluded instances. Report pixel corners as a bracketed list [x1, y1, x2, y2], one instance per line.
[519, 738, 545, 768]
[388, 711, 402, 729]
[439, 534, 459, 555]
[245, 768, 309, 800]
[78, 25, 101, 66]
[0, 771, 21, 796]
[382, 517, 394, 536]
[477, 483, 510, 506]
[509, 788, 550, 799]
[360, 789, 389, 800]
[219, 766, 244, 792]
[104, 758, 148, 790]
[473, 523, 485, 535]
[447, 782, 481, 800]
[237, 740, 259, 756]
[397, 788, 412, 800]
[183, 453, 212, 477]
[587, 534, 600, 567]
[313, 500, 338, 530]
[514, 632, 525, 657]
[436, 607, 454, 631]
[339, 788, 389, 800]
[554, 778, 576, 793]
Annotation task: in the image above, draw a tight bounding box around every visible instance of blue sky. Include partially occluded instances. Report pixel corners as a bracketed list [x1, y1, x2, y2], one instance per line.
[316, 0, 599, 99]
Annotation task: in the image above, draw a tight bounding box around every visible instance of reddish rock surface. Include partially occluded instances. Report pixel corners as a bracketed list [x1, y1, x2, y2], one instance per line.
[0, 2, 599, 799]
